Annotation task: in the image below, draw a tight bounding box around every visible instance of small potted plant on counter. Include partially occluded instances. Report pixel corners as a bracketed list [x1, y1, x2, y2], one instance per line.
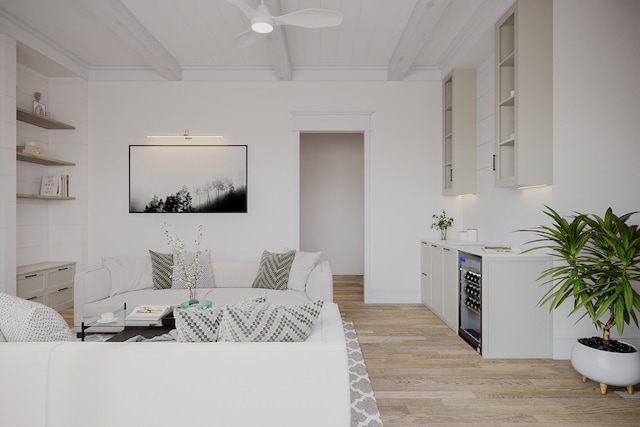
[521, 206, 640, 394]
[431, 209, 454, 240]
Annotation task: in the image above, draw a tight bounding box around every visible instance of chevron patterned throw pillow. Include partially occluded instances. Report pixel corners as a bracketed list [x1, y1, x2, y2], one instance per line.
[173, 294, 267, 342]
[218, 300, 324, 342]
[251, 250, 296, 290]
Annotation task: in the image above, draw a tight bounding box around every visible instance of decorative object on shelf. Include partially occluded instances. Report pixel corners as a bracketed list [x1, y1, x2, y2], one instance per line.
[521, 206, 640, 394]
[20, 142, 43, 156]
[39, 174, 70, 197]
[163, 223, 211, 309]
[129, 145, 247, 213]
[32, 92, 46, 116]
[431, 209, 454, 240]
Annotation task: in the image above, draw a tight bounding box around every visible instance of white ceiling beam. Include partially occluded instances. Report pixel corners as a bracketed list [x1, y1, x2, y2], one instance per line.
[387, 0, 449, 81]
[264, 0, 292, 80]
[77, 0, 182, 81]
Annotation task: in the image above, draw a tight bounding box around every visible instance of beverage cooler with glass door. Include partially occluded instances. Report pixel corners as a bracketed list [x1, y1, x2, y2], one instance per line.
[459, 251, 482, 353]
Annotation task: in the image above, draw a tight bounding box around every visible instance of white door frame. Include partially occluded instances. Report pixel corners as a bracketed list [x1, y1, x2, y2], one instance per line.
[292, 111, 373, 302]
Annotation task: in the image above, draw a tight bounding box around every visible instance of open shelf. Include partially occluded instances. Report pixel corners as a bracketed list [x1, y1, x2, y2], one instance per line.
[16, 108, 75, 130]
[17, 193, 75, 200]
[17, 152, 75, 166]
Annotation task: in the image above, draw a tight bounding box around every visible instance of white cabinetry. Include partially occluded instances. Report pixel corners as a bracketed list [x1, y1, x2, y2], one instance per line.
[422, 240, 552, 358]
[420, 242, 432, 307]
[421, 241, 458, 332]
[16, 262, 76, 311]
[494, 0, 552, 187]
[480, 255, 552, 358]
[443, 69, 476, 195]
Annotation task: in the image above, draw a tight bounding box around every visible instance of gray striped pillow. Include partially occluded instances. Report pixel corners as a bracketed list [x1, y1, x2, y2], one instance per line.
[149, 250, 173, 290]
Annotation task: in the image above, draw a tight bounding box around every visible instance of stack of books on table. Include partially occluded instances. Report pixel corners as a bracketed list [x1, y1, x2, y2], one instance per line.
[125, 305, 172, 324]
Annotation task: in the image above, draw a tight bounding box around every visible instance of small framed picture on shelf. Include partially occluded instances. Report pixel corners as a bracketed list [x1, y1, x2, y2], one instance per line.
[32, 92, 46, 116]
[33, 100, 46, 116]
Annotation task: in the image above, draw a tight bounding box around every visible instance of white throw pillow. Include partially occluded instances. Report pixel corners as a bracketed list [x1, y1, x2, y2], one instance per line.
[171, 250, 215, 289]
[285, 248, 322, 293]
[102, 255, 153, 297]
[0, 293, 76, 342]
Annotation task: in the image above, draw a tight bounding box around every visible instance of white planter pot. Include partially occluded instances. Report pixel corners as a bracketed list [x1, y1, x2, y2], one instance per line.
[571, 339, 640, 394]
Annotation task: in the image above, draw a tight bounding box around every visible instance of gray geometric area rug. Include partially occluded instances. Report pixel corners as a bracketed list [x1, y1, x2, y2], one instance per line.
[343, 318, 384, 427]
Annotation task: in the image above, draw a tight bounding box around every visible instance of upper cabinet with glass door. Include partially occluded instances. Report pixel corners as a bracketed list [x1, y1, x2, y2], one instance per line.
[494, 0, 552, 188]
[443, 69, 476, 196]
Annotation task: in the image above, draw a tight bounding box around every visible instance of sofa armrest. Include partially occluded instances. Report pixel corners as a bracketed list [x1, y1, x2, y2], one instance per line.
[306, 261, 333, 302]
[74, 267, 111, 327]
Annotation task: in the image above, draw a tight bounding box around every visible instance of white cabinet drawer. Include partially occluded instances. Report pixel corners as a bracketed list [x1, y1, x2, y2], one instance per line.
[47, 267, 74, 289]
[17, 273, 46, 298]
[48, 286, 73, 311]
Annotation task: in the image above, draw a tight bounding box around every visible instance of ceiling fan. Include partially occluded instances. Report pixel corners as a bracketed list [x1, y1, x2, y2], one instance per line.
[225, 0, 343, 48]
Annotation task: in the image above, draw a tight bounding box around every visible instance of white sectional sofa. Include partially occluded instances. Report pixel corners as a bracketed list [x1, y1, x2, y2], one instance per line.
[0, 302, 351, 427]
[74, 254, 333, 327]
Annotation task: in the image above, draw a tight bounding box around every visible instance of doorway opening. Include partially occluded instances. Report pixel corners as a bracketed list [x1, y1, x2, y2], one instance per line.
[299, 133, 364, 279]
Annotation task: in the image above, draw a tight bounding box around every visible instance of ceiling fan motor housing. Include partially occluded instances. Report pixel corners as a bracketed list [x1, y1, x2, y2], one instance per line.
[251, 4, 274, 33]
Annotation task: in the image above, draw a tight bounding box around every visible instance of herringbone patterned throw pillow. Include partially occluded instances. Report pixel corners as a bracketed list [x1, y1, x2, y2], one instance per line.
[149, 250, 173, 290]
[252, 250, 296, 290]
[218, 300, 324, 342]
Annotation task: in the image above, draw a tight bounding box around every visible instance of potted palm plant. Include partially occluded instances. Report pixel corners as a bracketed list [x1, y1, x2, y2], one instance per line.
[522, 206, 640, 394]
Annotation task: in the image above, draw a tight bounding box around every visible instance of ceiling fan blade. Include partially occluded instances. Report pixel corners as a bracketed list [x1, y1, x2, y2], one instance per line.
[224, 0, 257, 19]
[273, 9, 343, 29]
[233, 28, 260, 48]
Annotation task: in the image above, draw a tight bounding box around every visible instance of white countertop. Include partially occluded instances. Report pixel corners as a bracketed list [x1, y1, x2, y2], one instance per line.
[421, 239, 548, 259]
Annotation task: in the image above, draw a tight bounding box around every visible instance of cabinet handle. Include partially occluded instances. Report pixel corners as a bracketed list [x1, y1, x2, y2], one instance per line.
[25, 274, 38, 278]
[58, 267, 69, 271]
[492, 154, 496, 171]
[27, 296, 38, 301]
[450, 168, 453, 182]
[443, 248, 451, 252]
[431, 244, 437, 248]
[57, 287, 69, 292]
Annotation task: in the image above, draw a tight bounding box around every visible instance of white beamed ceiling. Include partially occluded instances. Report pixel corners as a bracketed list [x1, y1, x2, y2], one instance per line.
[0, 0, 515, 81]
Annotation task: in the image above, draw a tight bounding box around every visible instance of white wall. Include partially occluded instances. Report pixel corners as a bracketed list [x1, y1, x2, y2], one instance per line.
[0, 34, 17, 295]
[88, 80, 447, 302]
[549, 0, 640, 358]
[300, 132, 364, 275]
[15, 65, 88, 270]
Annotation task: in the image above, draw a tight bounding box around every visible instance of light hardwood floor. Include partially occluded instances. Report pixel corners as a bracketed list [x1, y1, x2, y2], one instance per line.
[334, 275, 640, 427]
[62, 277, 639, 426]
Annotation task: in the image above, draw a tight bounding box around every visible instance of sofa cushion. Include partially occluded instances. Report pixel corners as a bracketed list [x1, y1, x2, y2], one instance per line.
[149, 250, 173, 290]
[174, 294, 267, 342]
[218, 300, 324, 342]
[0, 293, 76, 342]
[252, 250, 296, 291]
[171, 250, 215, 289]
[103, 255, 153, 297]
[287, 250, 322, 293]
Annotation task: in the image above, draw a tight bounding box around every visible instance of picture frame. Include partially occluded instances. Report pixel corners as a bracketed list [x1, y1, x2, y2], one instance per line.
[33, 100, 46, 116]
[129, 145, 247, 213]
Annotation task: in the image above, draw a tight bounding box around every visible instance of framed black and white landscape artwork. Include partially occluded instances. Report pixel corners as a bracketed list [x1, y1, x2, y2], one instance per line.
[129, 145, 247, 213]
